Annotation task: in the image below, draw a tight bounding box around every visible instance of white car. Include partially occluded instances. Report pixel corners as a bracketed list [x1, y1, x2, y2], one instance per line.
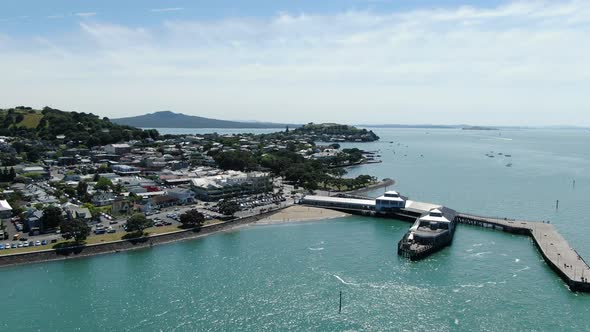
[35, 241, 41, 246]
[23, 242, 29, 247]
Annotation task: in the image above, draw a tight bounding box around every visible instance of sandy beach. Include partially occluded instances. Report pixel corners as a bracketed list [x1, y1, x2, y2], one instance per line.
[256, 205, 350, 225]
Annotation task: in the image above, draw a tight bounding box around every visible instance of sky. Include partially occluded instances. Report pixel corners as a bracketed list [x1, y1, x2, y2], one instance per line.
[1, 0, 589, 126]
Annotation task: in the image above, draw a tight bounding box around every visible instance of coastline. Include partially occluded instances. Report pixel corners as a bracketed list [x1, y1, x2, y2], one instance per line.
[0, 205, 344, 268]
[346, 178, 395, 195]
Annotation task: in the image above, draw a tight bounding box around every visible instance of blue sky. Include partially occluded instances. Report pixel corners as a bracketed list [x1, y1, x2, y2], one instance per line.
[1, 0, 589, 125]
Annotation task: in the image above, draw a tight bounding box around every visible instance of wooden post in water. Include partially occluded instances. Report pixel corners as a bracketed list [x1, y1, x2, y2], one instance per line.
[339, 290, 342, 314]
[573, 180, 576, 189]
[556, 200, 559, 210]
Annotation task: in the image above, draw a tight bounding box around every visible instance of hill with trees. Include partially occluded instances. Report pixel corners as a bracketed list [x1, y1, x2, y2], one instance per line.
[113, 111, 300, 129]
[0, 106, 159, 147]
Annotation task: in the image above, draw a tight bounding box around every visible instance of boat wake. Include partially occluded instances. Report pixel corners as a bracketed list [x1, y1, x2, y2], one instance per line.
[460, 283, 485, 288]
[470, 251, 492, 258]
[308, 247, 324, 251]
[333, 274, 359, 286]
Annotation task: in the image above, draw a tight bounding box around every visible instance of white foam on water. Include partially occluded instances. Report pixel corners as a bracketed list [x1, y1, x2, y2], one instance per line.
[308, 247, 324, 251]
[515, 258, 520, 263]
[155, 310, 170, 318]
[460, 284, 484, 288]
[471, 251, 492, 257]
[455, 319, 460, 325]
[333, 274, 359, 286]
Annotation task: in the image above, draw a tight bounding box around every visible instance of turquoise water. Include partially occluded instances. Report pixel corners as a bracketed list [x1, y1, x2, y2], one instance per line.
[3, 128, 590, 331]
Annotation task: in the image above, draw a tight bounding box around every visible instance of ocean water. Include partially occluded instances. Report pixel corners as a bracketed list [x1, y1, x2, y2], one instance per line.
[2, 128, 590, 331]
[145, 127, 283, 135]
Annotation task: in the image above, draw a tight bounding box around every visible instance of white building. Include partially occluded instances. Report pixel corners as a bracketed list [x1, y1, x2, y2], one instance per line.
[0, 199, 13, 219]
[105, 144, 131, 155]
[191, 171, 271, 201]
[375, 191, 406, 213]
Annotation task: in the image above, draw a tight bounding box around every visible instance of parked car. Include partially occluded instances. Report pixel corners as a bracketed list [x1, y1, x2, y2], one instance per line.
[41, 240, 48, 245]
[28, 241, 34, 247]
[35, 241, 41, 246]
[11, 243, 17, 249]
[0, 244, 4, 250]
[107, 228, 116, 234]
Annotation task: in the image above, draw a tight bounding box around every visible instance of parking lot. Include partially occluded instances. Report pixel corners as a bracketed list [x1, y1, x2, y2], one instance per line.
[0, 193, 294, 253]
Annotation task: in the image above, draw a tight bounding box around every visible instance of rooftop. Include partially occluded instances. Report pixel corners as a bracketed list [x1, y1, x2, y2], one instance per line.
[0, 199, 12, 211]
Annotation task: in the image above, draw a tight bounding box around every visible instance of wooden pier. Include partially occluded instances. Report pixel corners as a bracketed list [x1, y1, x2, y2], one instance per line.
[456, 214, 590, 292]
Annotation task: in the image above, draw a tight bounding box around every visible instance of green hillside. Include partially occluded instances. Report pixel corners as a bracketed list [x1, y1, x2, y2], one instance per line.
[0, 106, 159, 147]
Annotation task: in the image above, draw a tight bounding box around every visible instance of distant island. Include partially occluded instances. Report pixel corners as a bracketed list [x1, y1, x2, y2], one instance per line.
[461, 126, 499, 131]
[361, 124, 499, 130]
[113, 111, 301, 129]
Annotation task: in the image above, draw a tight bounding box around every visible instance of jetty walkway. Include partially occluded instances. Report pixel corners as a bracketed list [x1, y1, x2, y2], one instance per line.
[456, 213, 590, 292]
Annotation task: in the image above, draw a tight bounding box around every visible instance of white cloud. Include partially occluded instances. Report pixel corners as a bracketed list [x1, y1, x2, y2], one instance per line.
[75, 12, 97, 18]
[1, 1, 590, 125]
[151, 7, 184, 13]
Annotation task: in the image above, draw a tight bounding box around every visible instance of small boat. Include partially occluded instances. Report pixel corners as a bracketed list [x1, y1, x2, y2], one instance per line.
[505, 163, 512, 167]
[505, 154, 512, 157]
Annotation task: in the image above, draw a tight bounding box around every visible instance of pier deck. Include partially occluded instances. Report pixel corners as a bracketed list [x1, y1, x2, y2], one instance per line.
[456, 214, 590, 292]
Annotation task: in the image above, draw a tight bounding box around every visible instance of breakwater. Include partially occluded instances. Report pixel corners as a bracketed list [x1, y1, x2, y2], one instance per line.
[346, 178, 395, 195]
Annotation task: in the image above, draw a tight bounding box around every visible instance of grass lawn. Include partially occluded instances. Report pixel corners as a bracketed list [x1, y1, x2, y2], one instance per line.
[16, 113, 43, 129]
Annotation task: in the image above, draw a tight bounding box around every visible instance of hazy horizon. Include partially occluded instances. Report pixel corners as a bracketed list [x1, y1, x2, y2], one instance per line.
[1, 0, 589, 126]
